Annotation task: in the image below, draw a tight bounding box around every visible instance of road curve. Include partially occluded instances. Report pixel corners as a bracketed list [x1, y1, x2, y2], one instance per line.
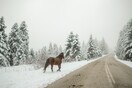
[45, 54, 132, 88]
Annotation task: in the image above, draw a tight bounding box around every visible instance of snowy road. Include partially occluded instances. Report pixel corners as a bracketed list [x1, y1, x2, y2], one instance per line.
[46, 54, 132, 88]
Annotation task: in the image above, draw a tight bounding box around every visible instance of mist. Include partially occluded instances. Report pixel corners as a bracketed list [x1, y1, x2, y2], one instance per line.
[0, 0, 132, 50]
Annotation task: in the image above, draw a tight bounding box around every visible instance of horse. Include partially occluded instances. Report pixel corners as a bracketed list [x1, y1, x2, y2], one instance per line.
[44, 52, 64, 72]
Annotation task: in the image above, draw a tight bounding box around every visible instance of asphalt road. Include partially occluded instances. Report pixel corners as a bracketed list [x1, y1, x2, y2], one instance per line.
[45, 54, 132, 88]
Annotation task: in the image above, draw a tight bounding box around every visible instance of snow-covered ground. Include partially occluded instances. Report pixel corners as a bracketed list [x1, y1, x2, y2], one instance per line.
[115, 55, 132, 68]
[0, 57, 101, 88]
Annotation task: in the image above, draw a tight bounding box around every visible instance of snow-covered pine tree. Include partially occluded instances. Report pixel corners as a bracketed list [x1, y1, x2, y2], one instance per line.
[87, 35, 98, 59]
[116, 19, 132, 61]
[65, 32, 81, 61]
[94, 38, 102, 57]
[123, 19, 132, 61]
[0, 16, 10, 67]
[17, 21, 29, 64]
[71, 34, 81, 61]
[8, 23, 20, 66]
[65, 32, 75, 59]
[116, 29, 126, 60]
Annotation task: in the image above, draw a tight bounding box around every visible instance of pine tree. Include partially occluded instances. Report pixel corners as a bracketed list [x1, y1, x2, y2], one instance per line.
[94, 38, 102, 57]
[65, 32, 81, 61]
[116, 19, 132, 61]
[87, 35, 99, 59]
[8, 23, 20, 66]
[17, 21, 29, 64]
[71, 34, 81, 60]
[124, 19, 132, 61]
[65, 32, 74, 58]
[116, 30, 126, 60]
[0, 16, 10, 67]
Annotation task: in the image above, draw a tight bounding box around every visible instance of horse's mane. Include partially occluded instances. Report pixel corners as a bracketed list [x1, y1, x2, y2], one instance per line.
[56, 52, 64, 59]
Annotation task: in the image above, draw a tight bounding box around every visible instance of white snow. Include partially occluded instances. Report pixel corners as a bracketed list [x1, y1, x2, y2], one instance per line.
[0, 57, 101, 88]
[115, 55, 132, 68]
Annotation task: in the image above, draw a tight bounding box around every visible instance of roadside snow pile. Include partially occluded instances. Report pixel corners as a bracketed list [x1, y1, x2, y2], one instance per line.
[0, 57, 101, 88]
[115, 55, 132, 68]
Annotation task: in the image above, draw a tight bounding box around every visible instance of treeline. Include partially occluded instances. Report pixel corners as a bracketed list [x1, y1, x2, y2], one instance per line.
[0, 16, 29, 67]
[0, 16, 109, 67]
[65, 32, 109, 61]
[116, 19, 132, 61]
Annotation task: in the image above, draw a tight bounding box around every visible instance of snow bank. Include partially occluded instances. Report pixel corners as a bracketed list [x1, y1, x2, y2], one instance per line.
[115, 55, 132, 68]
[0, 65, 35, 73]
[0, 57, 102, 88]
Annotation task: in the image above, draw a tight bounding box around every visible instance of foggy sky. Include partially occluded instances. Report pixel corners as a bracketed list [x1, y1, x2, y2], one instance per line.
[0, 0, 132, 51]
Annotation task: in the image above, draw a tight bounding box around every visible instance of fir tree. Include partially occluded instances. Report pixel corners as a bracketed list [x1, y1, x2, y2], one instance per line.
[87, 35, 99, 59]
[71, 34, 80, 59]
[65, 32, 81, 61]
[94, 38, 102, 57]
[0, 16, 10, 67]
[8, 23, 20, 66]
[116, 19, 132, 61]
[17, 21, 29, 64]
[116, 30, 126, 60]
[124, 19, 132, 61]
[65, 32, 74, 58]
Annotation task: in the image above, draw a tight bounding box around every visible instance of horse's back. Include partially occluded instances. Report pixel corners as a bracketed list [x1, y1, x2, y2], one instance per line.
[48, 57, 55, 64]
[48, 57, 62, 65]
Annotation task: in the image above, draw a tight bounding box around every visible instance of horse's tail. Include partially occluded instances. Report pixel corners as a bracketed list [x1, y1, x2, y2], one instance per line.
[44, 58, 49, 72]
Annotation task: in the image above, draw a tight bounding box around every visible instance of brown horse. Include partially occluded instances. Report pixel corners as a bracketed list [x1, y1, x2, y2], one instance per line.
[44, 52, 64, 72]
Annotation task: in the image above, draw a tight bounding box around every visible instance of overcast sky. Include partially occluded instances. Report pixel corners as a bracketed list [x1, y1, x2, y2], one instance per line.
[0, 0, 132, 51]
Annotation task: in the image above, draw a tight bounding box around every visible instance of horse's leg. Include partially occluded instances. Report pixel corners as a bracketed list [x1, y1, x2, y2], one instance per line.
[57, 64, 61, 72]
[51, 65, 53, 72]
[44, 59, 49, 73]
[44, 64, 49, 73]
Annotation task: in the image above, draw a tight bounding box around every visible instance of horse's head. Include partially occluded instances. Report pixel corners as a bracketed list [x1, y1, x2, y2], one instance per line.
[59, 52, 64, 59]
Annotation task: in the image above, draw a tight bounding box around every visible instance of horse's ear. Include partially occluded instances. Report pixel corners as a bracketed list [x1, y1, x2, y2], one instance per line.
[60, 52, 63, 55]
[61, 52, 64, 58]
